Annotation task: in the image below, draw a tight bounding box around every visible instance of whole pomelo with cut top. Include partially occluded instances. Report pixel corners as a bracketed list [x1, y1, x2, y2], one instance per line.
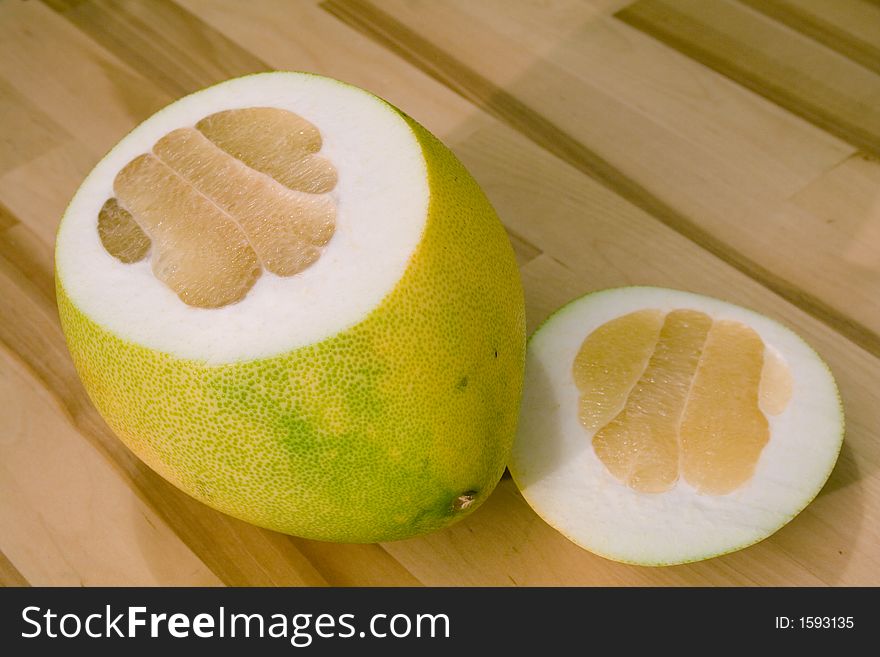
[55, 72, 526, 542]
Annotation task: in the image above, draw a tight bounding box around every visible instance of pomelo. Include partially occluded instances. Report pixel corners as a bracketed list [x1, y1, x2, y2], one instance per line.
[56, 72, 526, 542]
[511, 287, 843, 565]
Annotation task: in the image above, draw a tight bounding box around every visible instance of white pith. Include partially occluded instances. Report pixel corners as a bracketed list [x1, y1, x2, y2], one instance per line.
[510, 287, 844, 565]
[56, 72, 428, 364]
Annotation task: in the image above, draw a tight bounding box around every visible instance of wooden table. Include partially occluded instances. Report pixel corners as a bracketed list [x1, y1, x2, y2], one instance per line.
[1, 0, 878, 586]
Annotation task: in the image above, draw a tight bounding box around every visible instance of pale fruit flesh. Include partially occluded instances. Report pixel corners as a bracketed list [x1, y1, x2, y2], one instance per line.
[98, 107, 337, 308]
[97, 197, 150, 264]
[572, 308, 663, 432]
[679, 319, 771, 495]
[575, 308, 792, 495]
[759, 349, 794, 416]
[196, 107, 338, 194]
[113, 153, 263, 309]
[153, 127, 335, 277]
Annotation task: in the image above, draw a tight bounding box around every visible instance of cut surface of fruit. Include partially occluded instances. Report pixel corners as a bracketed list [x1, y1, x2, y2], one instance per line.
[678, 318, 773, 496]
[59, 73, 430, 363]
[580, 308, 789, 495]
[511, 287, 843, 565]
[56, 72, 526, 542]
[196, 107, 338, 194]
[99, 108, 338, 309]
[97, 197, 150, 264]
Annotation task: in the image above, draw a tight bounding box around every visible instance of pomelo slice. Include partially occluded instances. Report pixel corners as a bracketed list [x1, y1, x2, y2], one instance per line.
[56, 72, 526, 542]
[510, 287, 843, 565]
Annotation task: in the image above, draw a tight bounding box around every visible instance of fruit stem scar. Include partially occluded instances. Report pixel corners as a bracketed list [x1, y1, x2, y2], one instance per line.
[453, 491, 478, 512]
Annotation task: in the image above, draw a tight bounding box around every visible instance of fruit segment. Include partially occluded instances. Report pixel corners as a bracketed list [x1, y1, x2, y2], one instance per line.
[97, 197, 150, 264]
[679, 320, 769, 495]
[114, 153, 262, 308]
[573, 309, 664, 431]
[196, 107, 338, 194]
[759, 349, 793, 416]
[577, 307, 793, 495]
[154, 127, 335, 277]
[592, 310, 711, 493]
[97, 107, 338, 307]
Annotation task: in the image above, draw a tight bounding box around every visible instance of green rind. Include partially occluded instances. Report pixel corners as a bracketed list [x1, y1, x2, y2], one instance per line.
[57, 100, 526, 543]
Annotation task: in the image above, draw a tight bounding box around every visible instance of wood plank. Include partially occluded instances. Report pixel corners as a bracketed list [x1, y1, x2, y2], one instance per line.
[0, 0, 169, 159]
[455, 0, 851, 187]
[789, 153, 880, 273]
[176, 0, 489, 140]
[0, 201, 17, 232]
[43, 0, 271, 97]
[323, 0, 880, 361]
[454, 1, 880, 326]
[0, 143, 95, 246]
[0, 551, 29, 587]
[290, 540, 423, 587]
[0, 345, 223, 586]
[0, 79, 70, 177]
[738, 0, 880, 75]
[616, 0, 880, 156]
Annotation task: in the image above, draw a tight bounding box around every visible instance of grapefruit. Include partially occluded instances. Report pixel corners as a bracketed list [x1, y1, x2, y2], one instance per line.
[511, 287, 843, 565]
[56, 72, 526, 542]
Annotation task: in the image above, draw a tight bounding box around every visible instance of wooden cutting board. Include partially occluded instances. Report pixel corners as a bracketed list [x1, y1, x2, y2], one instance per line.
[1, 0, 878, 586]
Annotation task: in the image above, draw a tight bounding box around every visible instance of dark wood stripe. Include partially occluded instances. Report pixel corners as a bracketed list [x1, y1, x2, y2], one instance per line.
[737, 0, 880, 76]
[322, 0, 880, 358]
[505, 228, 542, 268]
[40, 0, 87, 11]
[0, 550, 29, 587]
[0, 201, 18, 231]
[289, 538, 423, 586]
[616, 0, 880, 158]
[41, 0, 271, 97]
[0, 212, 55, 305]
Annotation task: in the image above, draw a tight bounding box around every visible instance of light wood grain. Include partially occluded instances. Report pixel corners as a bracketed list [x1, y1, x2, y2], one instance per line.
[617, 0, 880, 156]
[0, 347, 223, 586]
[0, 0, 878, 585]
[54, 0, 270, 97]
